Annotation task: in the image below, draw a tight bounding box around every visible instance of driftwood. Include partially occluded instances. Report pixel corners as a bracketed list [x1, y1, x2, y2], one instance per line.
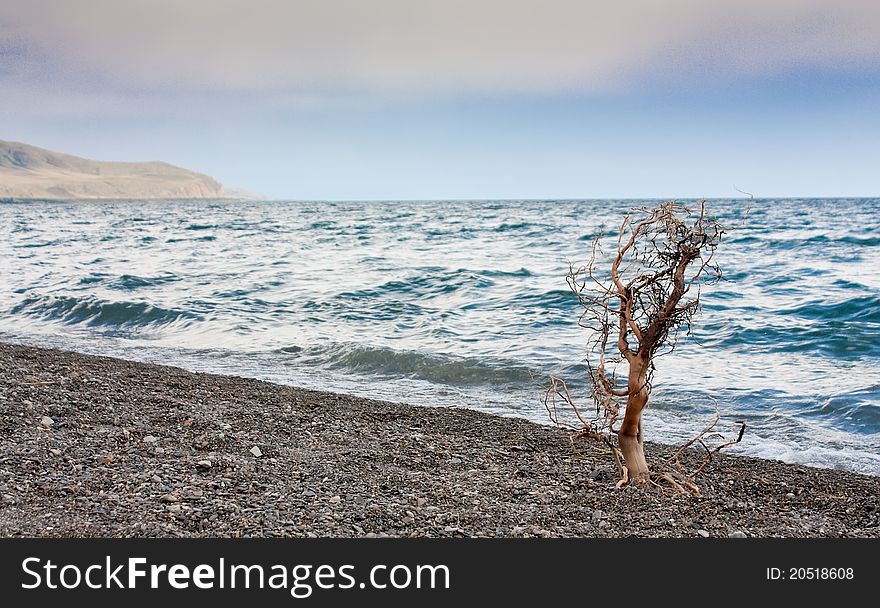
[546, 201, 744, 492]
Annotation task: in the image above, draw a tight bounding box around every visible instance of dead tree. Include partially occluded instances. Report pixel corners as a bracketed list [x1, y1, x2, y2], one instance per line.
[546, 201, 728, 487]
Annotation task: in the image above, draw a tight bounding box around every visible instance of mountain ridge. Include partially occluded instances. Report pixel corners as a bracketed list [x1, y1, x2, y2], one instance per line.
[0, 140, 260, 200]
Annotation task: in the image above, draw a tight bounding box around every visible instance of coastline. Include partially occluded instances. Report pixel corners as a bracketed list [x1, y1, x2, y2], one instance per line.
[1, 342, 877, 538]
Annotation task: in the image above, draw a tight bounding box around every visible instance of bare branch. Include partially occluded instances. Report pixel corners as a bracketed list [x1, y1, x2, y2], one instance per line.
[546, 200, 729, 492]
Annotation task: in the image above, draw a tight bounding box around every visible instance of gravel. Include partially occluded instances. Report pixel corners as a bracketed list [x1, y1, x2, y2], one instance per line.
[1, 343, 878, 538]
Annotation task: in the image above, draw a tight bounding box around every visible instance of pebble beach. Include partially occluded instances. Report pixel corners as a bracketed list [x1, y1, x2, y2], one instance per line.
[1, 343, 878, 538]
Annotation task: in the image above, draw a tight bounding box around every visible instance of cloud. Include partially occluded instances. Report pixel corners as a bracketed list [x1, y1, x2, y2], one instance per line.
[1, 0, 879, 98]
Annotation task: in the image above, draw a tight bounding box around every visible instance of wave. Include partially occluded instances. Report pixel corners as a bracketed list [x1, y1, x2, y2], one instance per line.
[302, 298, 432, 321]
[279, 342, 537, 386]
[166, 235, 216, 242]
[339, 270, 495, 299]
[840, 235, 880, 246]
[476, 267, 534, 278]
[492, 221, 535, 232]
[694, 316, 879, 358]
[76, 273, 181, 290]
[802, 234, 880, 246]
[511, 289, 578, 311]
[112, 274, 181, 290]
[814, 386, 880, 434]
[780, 294, 880, 323]
[10, 294, 200, 330]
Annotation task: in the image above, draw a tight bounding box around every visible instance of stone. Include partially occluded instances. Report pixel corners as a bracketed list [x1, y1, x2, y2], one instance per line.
[249, 446, 263, 457]
[729, 531, 748, 539]
[197, 460, 212, 469]
[40, 416, 54, 427]
[143, 435, 158, 444]
[329, 495, 342, 504]
[697, 529, 710, 538]
[591, 509, 604, 522]
[416, 497, 428, 507]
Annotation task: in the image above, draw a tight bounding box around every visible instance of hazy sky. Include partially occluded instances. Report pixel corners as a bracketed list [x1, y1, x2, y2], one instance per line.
[2, 1, 879, 199]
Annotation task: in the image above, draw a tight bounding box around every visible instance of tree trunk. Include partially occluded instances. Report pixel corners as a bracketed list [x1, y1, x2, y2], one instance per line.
[618, 355, 650, 483]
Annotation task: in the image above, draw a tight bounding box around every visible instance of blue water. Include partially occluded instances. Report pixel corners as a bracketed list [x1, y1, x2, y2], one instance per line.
[2, 198, 878, 475]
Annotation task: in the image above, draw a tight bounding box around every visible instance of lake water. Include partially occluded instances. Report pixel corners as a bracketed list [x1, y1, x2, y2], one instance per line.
[2, 198, 878, 475]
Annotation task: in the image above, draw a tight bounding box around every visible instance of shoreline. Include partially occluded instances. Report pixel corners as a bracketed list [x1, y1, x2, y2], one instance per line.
[1, 342, 877, 538]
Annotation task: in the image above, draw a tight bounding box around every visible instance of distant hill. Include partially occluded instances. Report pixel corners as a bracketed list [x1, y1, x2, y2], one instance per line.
[0, 140, 260, 200]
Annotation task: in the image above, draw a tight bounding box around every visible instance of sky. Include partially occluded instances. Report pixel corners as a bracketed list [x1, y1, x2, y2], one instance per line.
[1, 0, 879, 199]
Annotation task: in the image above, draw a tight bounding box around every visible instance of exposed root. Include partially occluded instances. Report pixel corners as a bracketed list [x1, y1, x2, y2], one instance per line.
[656, 397, 747, 494]
[615, 466, 629, 488]
[545, 375, 627, 481]
[649, 470, 699, 495]
[546, 380, 745, 493]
